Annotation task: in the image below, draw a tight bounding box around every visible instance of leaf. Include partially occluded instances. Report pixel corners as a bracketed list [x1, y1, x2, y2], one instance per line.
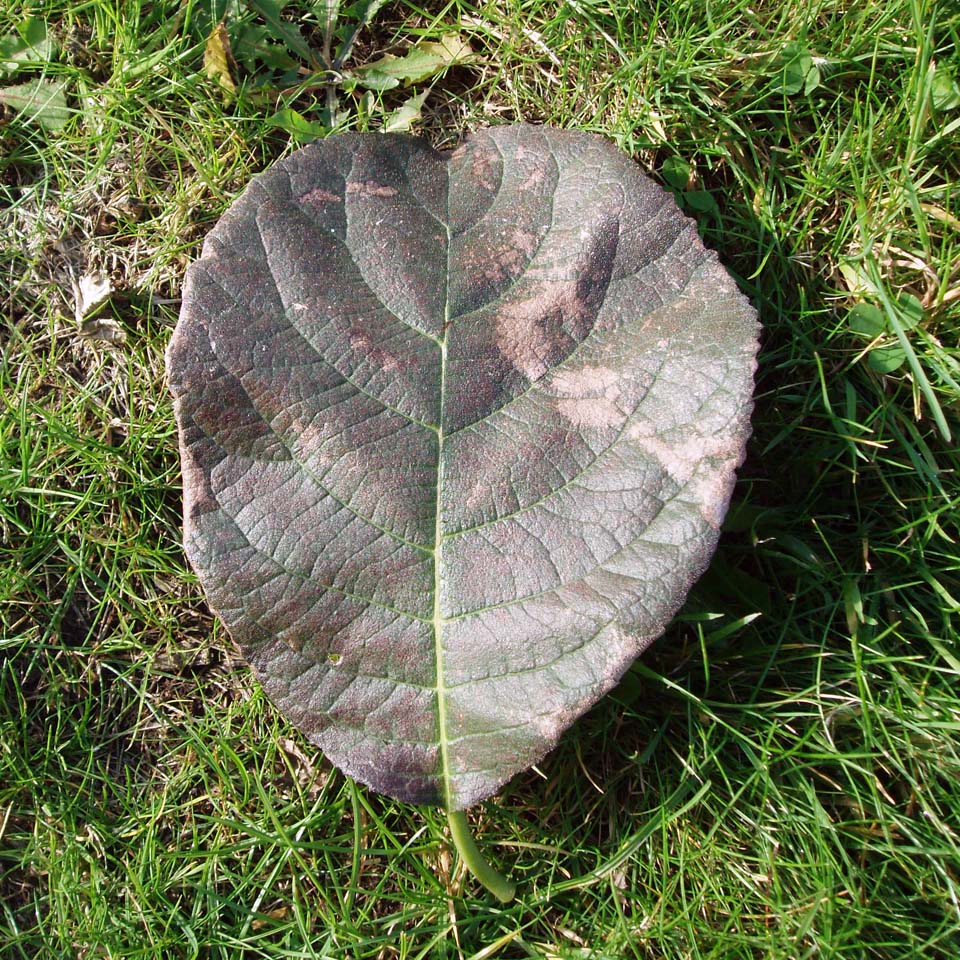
[79, 315, 126, 345]
[232, 22, 298, 74]
[167, 126, 759, 810]
[661, 156, 690, 191]
[896, 291, 923, 330]
[353, 34, 475, 88]
[847, 303, 885, 337]
[848, 303, 904, 370]
[333, 0, 391, 69]
[73, 272, 114, 321]
[682, 189, 719, 216]
[778, 41, 819, 96]
[931, 65, 960, 111]
[837, 260, 876, 296]
[321, 0, 341, 38]
[0, 17, 54, 77]
[345, 68, 399, 92]
[318, 0, 340, 63]
[204, 22, 238, 98]
[842, 577, 863, 637]
[267, 106, 329, 142]
[248, 0, 313, 63]
[0, 78, 69, 131]
[382, 90, 427, 132]
[868, 344, 906, 373]
[848, 296, 921, 372]
[418, 34, 475, 66]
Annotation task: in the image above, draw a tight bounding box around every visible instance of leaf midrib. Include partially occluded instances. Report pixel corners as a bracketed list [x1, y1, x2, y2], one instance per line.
[433, 167, 453, 810]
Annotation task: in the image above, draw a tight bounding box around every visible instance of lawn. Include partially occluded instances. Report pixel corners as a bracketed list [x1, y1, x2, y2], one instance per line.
[2, 1, 960, 957]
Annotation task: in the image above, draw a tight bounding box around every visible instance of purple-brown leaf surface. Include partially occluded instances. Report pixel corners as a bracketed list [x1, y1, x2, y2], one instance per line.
[167, 125, 759, 809]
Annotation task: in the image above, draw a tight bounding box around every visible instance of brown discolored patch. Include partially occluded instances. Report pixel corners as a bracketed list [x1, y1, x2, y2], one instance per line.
[346, 181, 398, 198]
[548, 365, 623, 429]
[481, 228, 538, 283]
[628, 421, 745, 527]
[448, 223, 546, 318]
[494, 280, 592, 381]
[370, 349, 399, 372]
[349, 329, 400, 372]
[514, 142, 551, 193]
[467, 143, 500, 192]
[349, 330, 372, 351]
[285, 415, 334, 462]
[512, 227, 539, 259]
[299, 187, 343, 205]
[689, 465, 739, 529]
[179, 434, 218, 522]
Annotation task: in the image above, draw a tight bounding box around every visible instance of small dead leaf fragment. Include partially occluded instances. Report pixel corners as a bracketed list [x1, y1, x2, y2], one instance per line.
[251, 906, 289, 931]
[79, 316, 126, 344]
[74, 273, 114, 321]
[204, 22, 237, 98]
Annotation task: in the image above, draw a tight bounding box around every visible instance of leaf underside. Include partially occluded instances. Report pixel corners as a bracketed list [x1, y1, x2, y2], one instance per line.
[167, 125, 759, 810]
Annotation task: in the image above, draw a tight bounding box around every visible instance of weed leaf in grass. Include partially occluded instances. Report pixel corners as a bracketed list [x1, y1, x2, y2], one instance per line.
[661, 157, 718, 218]
[682, 189, 720, 217]
[932, 64, 960, 111]
[0, 17, 54, 76]
[332, 0, 390, 68]
[848, 294, 924, 372]
[896, 292, 924, 329]
[0, 17, 64, 133]
[229, 21, 299, 75]
[867, 343, 906, 373]
[267, 106, 329, 141]
[778, 41, 821, 96]
[350, 34, 476, 90]
[196, 2, 300, 80]
[248, 0, 313, 64]
[848, 303, 887, 338]
[167, 125, 757, 890]
[382, 90, 427, 132]
[661, 155, 690, 191]
[0, 77, 68, 131]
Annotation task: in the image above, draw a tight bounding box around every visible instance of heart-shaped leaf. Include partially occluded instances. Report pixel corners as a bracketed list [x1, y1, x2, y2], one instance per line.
[167, 125, 759, 810]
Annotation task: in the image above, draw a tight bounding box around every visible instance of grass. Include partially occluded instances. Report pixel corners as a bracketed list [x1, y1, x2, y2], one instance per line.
[2, 0, 960, 956]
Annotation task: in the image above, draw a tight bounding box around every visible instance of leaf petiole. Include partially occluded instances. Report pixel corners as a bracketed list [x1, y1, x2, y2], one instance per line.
[447, 809, 515, 903]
